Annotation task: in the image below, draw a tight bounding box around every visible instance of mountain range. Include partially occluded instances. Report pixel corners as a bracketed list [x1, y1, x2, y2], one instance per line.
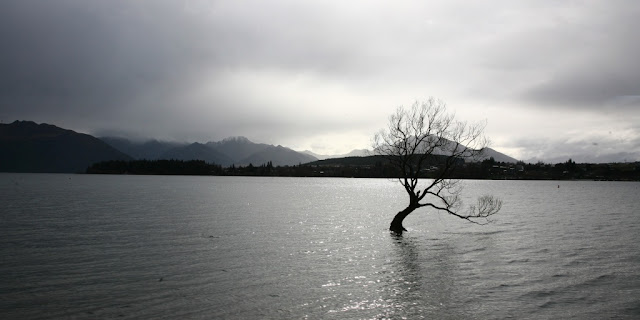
[0, 120, 519, 173]
[101, 136, 317, 167]
[475, 147, 518, 163]
[0, 121, 131, 173]
[302, 147, 516, 163]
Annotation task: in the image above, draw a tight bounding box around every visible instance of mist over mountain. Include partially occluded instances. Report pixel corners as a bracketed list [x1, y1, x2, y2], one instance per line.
[239, 144, 317, 166]
[159, 142, 234, 166]
[2, 120, 522, 174]
[102, 133, 518, 166]
[303, 149, 371, 160]
[206, 136, 270, 162]
[0, 121, 131, 173]
[306, 144, 518, 163]
[99, 137, 186, 160]
[102, 135, 317, 167]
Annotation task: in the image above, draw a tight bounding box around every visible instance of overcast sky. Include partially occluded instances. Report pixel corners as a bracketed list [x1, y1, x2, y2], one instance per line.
[1, 0, 639, 163]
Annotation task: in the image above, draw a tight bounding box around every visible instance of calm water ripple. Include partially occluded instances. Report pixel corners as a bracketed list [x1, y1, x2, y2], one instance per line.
[1, 174, 639, 319]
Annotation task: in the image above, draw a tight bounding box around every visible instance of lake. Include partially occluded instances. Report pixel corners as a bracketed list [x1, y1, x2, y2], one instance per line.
[1, 174, 639, 319]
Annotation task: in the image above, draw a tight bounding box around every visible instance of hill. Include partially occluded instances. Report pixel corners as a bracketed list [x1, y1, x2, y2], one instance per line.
[102, 135, 317, 167]
[304, 145, 517, 163]
[206, 136, 270, 161]
[159, 142, 234, 166]
[0, 121, 131, 173]
[100, 137, 186, 160]
[482, 147, 518, 163]
[237, 144, 317, 166]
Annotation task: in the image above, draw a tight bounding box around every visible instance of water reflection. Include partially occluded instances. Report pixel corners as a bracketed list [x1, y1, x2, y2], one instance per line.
[379, 234, 470, 319]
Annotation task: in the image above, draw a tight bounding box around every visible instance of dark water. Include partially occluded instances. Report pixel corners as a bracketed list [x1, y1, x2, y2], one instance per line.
[1, 174, 639, 319]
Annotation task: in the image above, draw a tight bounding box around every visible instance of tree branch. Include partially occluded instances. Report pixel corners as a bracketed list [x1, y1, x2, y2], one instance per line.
[374, 97, 503, 232]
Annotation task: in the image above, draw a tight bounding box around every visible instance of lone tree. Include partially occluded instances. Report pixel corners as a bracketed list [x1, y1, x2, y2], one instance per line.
[374, 98, 502, 234]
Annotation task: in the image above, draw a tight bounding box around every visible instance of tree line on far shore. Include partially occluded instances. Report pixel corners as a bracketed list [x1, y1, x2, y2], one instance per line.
[85, 157, 640, 181]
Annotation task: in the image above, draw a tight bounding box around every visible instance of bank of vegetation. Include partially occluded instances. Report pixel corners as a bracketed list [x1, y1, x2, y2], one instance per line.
[86, 157, 640, 181]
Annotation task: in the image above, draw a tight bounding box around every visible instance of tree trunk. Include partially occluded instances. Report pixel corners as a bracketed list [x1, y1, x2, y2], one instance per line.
[389, 205, 418, 234]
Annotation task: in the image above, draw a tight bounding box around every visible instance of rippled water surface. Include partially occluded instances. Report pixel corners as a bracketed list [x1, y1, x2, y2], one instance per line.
[1, 174, 639, 319]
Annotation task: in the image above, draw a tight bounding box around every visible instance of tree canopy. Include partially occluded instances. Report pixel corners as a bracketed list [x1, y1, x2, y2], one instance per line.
[373, 98, 502, 234]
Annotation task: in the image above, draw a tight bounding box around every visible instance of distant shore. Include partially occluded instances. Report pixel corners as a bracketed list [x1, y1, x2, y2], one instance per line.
[84, 158, 640, 181]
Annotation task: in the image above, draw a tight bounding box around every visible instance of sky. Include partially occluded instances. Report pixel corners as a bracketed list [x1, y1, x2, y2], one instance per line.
[1, 0, 639, 163]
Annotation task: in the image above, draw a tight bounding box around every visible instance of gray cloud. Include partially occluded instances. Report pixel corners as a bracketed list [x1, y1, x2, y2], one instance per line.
[481, 1, 640, 111]
[508, 130, 640, 163]
[1, 0, 639, 161]
[1, 2, 178, 118]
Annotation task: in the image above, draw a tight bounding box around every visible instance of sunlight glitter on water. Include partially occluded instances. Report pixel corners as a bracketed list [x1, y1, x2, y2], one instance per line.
[1, 175, 639, 319]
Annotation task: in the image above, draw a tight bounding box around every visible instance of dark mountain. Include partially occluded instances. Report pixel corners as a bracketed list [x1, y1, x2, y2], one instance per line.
[98, 135, 317, 167]
[205, 136, 315, 166]
[438, 140, 518, 163]
[237, 144, 317, 166]
[1, 121, 514, 173]
[482, 147, 518, 163]
[381, 135, 519, 163]
[305, 145, 517, 163]
[0, 120, 131, 173]
[100, 137, 186, 160]
[159, 143, 234, 166]
[208, 136, 316, 166]
[206, 136, 270, 161]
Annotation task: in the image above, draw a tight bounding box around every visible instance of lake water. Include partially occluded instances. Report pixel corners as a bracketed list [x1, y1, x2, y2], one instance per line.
[1, 174, 639, 319]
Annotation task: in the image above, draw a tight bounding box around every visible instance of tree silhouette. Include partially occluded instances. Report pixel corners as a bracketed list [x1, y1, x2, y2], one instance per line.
[374, 98, 502, 234]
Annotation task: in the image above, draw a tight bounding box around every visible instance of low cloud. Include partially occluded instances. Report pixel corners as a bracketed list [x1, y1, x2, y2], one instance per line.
[510, 132, 640, 164]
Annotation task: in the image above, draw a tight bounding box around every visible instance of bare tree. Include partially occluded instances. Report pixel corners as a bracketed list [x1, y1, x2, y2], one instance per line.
[374, 98, 502, 234]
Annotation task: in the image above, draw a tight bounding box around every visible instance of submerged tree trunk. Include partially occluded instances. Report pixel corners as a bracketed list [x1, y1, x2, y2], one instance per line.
[376, 99, 502, 233]
[389, 204, 418, 234]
